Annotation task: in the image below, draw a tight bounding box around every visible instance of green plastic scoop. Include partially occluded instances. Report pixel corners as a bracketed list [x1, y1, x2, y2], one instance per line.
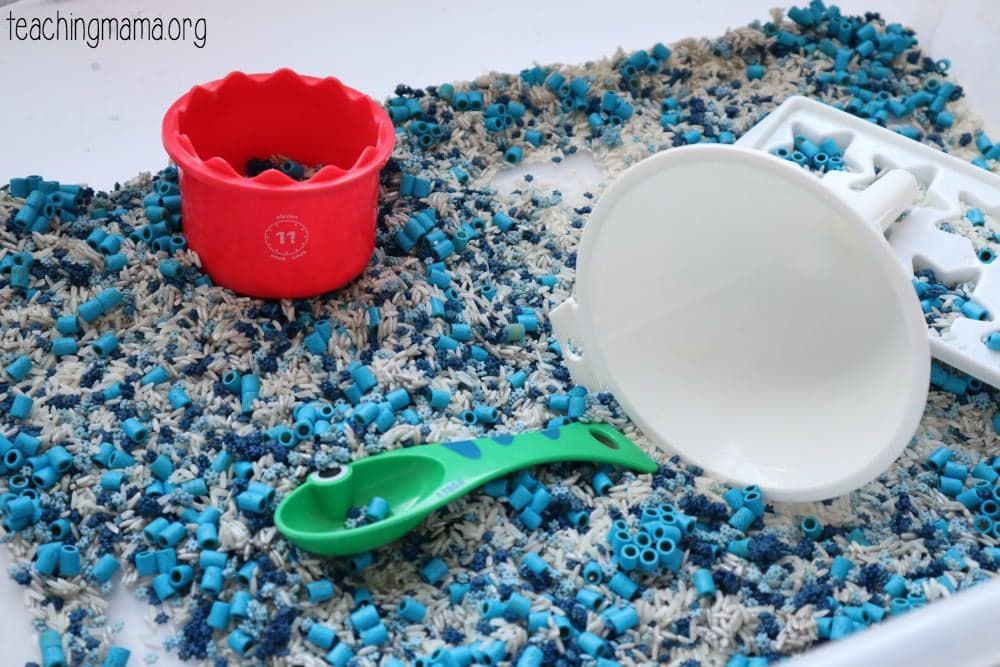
[274, 422, 657, 556]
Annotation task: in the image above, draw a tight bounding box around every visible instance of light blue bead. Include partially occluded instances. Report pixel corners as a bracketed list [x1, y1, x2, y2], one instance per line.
[801, 515, 823, 540]
[90, 553, 120, 583]
[592, 470, 613, 495]
[517, 645, 543, 667]
[346, 363, 377, 394]
[926, 446, 953, 471]
[104, 253, 127, 272]
[35, 542, 61, 576]
[385, 388, 410, 411]
[484, 639, 507, 664]
[326, 642, 354, 667]
[581, 560, 604, 585]
[941, 475, 965, 497]
[657, 538, 683, 572]
[448, 581, 471, 605]
[347, 551, 373, 573]
[122, 417, 148, 444]
[240, 374, 259, 414]
[966, 208, 986, 226]
[353, 402, 379, 427]
[509, 485, 533, 511]
[450, 323, 472, 342]
[227, 629, 254, 655]
[366, 496, 391, 522]
[576, 587, 603, 610]
[94, 288, 121, 312]
[9, 262, 31, 290]
[39, 630, 67, 667]
[13, 204, 40, 231]
[578, 632, 606, 657]
[503, 145, 524, 164]
[606, 605, 639, 634]
[154, 547, 177, 574]
[474, 405, 498, 424]
[530, 487, 552, 514]
[200, 565, 223, 595]
[307, 579, 334, 603]
[942, 461, 969, 481]
[49, 518, 72, 541]
[693, 568, 716, 598]
[143, 517, 169, 543]
[729, 506, 757, 532]
[91, 332, 119, 357]
[972, 461, 998, 483]
[101, 382, 122, 401]
[149, 455, 173, 481]
[196, 522, 219, 549]
[100, 471, 124, 491]
[747, 64, 765, 80]
[544, 71, 567, 94]
[830, 555, 854, 581]
[102, 646, 131, 667]
[167, 385, 191, 410]
[10, 394, 33, 419]
[142, 365, 169, 385]
[682, 129, 703, 144]
[52, 337, 78, 357]
[98, 234, 123, 255]
[232, 461, 254, 479]
[58, 544, 81, 577]
[426, 387, 451, 410]
[55, 315, 79, 336]
[360, 623, 388, 646]
[522, 552, 548, 575]
[158, 522, 187, 547]
[722, 488, 744, 510]
[9, 177, 29, 198]
[5, 355, 32, 382]
[616, 543, 639, 571]
[520, 507, 542, 529]
[230, 590, 251, 618]
[235, 560, 258, 586]
[236, 490, 267, 514]
[960, 299, 989, 321]
[486, 211, 515, 235]
[524, 130, 543, 146]
[398, 596, 427, 622]
[883, 574, 907, 599]
[207, 601, 231, 630]
[351, 603, 381, 631]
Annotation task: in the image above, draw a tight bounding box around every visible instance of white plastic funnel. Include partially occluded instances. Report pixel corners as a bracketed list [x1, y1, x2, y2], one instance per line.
[551, 145, 929, 501]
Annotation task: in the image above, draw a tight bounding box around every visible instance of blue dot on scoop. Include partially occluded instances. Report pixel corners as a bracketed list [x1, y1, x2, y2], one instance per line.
[443, 441, 481, 459]
[541, 428, 562, 440]
[491, 435, 514, 446]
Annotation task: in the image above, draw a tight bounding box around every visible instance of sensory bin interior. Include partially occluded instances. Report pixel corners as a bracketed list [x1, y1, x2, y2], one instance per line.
[3, 4, 1000, 667]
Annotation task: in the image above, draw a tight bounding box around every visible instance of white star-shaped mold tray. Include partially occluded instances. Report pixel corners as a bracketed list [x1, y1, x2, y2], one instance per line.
[737, 96, 1000, 388]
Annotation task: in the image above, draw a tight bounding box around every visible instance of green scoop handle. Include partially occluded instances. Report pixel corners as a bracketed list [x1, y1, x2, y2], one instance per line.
[274, 422, 657, 557]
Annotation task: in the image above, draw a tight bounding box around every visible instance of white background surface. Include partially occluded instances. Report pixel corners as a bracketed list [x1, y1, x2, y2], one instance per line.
[1, 0, 998, 664]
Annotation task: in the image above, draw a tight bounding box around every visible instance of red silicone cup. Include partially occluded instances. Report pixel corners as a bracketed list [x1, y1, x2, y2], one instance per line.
[162, 69, 395, 299]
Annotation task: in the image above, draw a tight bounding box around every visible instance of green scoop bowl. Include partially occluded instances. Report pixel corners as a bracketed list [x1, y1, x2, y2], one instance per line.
[274, 422, 657, 556]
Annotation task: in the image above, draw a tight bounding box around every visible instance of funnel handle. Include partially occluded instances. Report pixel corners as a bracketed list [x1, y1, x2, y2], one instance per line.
[825, 168, 920, 232]
[550, 297, 603, 390]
